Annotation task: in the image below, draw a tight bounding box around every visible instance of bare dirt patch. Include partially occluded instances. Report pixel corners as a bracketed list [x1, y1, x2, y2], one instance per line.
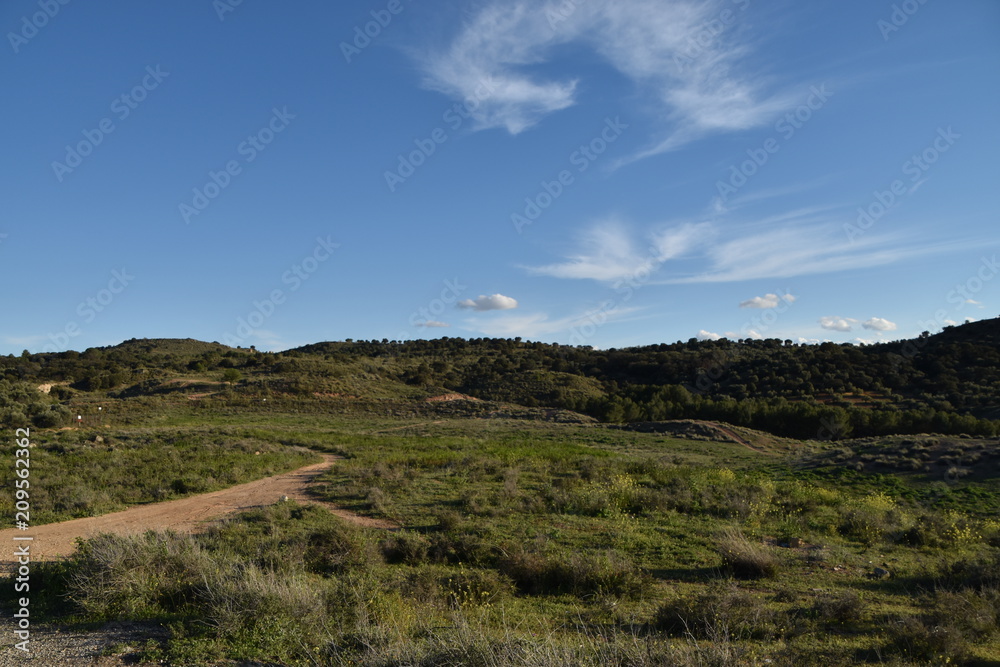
[425, 393, 480, 402]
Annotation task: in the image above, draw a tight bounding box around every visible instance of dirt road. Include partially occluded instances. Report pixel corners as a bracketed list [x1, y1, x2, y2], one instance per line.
[0, 453, 397, 564]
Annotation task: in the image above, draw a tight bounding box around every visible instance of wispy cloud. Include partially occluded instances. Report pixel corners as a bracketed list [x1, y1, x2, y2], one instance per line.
[419, 0, 792, 156]
[415, 320, 451, 328]
[525, 209, 959, 286]
[667, 225, 952, 284]
[524, 220, 712, 282]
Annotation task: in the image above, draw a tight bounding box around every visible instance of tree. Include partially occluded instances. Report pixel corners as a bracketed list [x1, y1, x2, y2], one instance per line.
[222, 368, 242, 384]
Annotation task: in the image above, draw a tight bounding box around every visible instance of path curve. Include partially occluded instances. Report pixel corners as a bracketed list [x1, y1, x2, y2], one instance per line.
[709, 422, 776, 456]
[0, 454, 398, 563]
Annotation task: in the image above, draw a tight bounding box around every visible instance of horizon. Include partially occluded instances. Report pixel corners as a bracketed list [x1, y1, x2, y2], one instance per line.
[3, 1, 998, 355]
[12, 312, 1000, 358]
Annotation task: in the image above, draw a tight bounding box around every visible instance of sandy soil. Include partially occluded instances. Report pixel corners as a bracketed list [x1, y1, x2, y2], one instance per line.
[0, 453, 397, 565]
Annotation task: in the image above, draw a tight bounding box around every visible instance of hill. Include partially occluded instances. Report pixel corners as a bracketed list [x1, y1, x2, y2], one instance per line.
[1, 317, 998, 438]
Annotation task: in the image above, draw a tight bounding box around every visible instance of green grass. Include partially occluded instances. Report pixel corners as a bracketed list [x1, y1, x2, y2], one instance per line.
[3, 413, 1000, 665]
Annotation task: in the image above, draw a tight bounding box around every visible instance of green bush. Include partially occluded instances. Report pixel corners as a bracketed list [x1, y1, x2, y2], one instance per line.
[811, 590, 866, 625]
[66, 531, 217, 618]
[381, 531, 431, 565]
[499, 547, 648, 598]
[655, 583, 781, 640]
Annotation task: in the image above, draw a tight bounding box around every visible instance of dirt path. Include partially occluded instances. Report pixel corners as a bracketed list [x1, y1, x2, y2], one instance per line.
[0, 454, 397, 564]
[709, 422, 776, 456]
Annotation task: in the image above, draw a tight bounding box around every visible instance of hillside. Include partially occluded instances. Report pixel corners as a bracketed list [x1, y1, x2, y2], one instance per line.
[1, 317, 998, 439]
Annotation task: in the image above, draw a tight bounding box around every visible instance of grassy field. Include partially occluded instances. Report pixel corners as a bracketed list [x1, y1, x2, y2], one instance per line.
[3, 410, 999, 666]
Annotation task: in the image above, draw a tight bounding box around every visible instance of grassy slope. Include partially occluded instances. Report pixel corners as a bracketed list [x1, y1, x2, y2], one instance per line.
[3, 409, 998, 665]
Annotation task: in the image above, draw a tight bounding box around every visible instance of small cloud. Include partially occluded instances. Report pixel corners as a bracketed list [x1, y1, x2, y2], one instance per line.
[854, 337, 878, 345]
[696, 330, 721, 341]
[943, 319, 958, 327]
[862, 317, 897, 332]
[798, 337, 821, 344]
[739, 293, 796, 309]
[457, 294, 519, 311]
[415, 321, 450, 328]
[819, 316, 857, 332]
[965, 299, 983, 307]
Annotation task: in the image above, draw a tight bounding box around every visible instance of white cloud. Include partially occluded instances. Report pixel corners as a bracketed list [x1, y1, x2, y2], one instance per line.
[819, 317, 857, 332]
[419, 0, 791, 155]
[862, 317, 897, 332]
[739, 293, 796, 309]
[526, 210, 972, 288]
[671, 225, 947, 284]
[525, 220, 713, 282]
[457, 294, 519, 311]
[798, 337, 822, 344]
[415, 321, 450, 328]
[696, 330, 721, 341]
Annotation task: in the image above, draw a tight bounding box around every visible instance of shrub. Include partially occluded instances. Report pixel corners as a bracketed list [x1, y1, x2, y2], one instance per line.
[303, 523, 373, 574]
[812, 590, 865, 625]
[655, 584, 780, 640]
[381, 531, 431, 565]
[716, 527, 779, 579]
[499, 548, 648, 598]
[199, 564, 330, 664]
[428, 530, 496, 566]
[883, 615, 970, 663]
[66, 531, 217, 618]
[838, 492, 900, 546]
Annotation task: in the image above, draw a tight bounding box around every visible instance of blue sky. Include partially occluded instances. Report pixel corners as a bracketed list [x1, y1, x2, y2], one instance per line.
[2, 0, 998, 354]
